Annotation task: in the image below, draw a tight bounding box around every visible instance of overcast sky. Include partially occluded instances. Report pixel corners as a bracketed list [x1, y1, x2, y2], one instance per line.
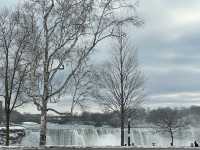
[1, 0, 200, 113]
[134, 0, 200, 108]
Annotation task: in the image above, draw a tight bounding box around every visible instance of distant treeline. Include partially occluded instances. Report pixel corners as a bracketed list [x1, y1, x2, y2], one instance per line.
[1, 106, 200, 127]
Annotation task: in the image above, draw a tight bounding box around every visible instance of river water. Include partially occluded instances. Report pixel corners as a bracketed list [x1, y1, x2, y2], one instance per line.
[20, 123, 200, 147]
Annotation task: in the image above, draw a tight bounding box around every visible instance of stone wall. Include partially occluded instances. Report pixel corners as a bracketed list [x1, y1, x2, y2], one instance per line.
[0, 146, 199, 150]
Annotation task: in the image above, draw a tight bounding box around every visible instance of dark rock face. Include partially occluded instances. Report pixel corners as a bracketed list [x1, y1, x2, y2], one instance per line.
[0, 127, 25, 145]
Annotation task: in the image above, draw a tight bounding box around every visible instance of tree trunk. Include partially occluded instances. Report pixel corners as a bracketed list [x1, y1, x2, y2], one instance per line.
[70, 100, 75, 116]
[40, 16, 49, 145]
[40, 64, 49, 146]
[128, 118, 131, 146]
[120, 105, 125, 146]
[5, 111, 10, 146]
[170, 129, 174, 146]
[40, 59, 49, 146]
[39, 105, 47, 146]
[119, 32, 125, 146]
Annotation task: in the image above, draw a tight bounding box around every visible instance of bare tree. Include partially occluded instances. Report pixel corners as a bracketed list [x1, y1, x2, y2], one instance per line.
[67, 64, 93, 115]
[0, 8, 31, 145]
[147, 108, 187, 146]
[93, 28, 144, 146]
[23, 0, 142, 145]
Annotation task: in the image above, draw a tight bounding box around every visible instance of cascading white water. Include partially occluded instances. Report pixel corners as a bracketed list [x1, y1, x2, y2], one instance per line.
[21, 123, 200, 147]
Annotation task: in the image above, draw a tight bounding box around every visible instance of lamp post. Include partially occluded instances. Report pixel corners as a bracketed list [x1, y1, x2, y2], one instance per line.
[128, 117, 131, 146]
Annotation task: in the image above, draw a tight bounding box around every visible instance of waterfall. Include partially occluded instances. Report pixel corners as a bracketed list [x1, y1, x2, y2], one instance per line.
[21, 123, 199, 147]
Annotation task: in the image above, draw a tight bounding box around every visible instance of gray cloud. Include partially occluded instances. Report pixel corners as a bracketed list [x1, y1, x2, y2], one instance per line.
[144, 92, 200, 108]
[129, 0, 200, 107]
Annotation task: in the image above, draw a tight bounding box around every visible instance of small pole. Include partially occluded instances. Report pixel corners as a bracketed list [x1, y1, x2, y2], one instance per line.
[128, 117, 131, 146]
